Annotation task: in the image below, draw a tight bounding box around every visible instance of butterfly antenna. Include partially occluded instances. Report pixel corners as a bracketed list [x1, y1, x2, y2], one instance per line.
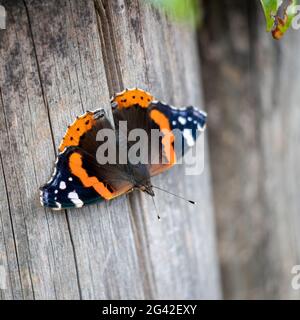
[151, 185, 196, 205]
[151, 196, 161, 220]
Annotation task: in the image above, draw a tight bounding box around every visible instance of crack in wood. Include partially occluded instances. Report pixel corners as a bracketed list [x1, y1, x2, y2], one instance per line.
[22, 0, 81, 299]
[94, 0, 158, 298]
[94, 0, 124, 94]
[127, 194, 157, 299]
[0, 86, 33, 299]
[22, 0, 57, 156]
[0, 151, 23, 299]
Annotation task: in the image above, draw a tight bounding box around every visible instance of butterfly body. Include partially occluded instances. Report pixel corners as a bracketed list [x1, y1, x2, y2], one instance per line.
[40, 89, 207, 210]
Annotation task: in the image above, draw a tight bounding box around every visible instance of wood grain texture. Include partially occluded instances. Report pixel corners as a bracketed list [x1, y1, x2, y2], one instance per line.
[200, 0, 300, 299]
[0, 0, 220, 299]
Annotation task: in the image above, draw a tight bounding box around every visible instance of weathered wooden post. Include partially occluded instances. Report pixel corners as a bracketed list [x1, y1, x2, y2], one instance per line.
[200, 0, 300, 299]
[0, 0, 220, 299]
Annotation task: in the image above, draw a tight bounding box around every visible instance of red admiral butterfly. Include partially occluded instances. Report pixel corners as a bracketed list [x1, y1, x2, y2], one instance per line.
[40, 88, 207, 210]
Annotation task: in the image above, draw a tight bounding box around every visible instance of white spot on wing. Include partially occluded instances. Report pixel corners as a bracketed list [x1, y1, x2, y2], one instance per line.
[178, 116, 187, 125]
[68, 177, 73, 181]
[59, 181, 66, 190]
[55, 202, 62, 209]
[183, 129, 195, 147]
[197, 123, 206, 132]
[68, 191, 84, 208]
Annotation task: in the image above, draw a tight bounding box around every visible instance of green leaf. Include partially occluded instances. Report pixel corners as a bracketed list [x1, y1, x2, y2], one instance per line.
[260, 0, 278, 32]
[146, 0, 202, 27]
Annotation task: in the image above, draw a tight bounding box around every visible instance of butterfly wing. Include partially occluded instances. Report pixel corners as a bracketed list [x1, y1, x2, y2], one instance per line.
[112, 100, 207, 178]
[58, 109, 106, 152]
[40, 147, 104, 209]
[41, 88, 207, 210]
[41, 110, 134, 210]
[111, 88, 154, 109]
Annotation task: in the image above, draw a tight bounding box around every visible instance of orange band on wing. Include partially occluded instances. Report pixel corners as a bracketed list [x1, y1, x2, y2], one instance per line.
[111, 88, 154, 109]
[69, 152, 114, 200]
[149, 109, 176, 165]
[59, 112, 96, 152]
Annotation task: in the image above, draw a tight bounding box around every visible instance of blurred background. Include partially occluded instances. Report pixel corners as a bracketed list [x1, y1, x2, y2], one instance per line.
[198, 0, 300, 299]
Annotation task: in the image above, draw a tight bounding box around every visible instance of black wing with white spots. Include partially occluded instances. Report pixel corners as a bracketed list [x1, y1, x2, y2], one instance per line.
[40, 147, 102, 210]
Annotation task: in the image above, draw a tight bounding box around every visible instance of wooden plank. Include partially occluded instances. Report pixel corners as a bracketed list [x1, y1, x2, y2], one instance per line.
[95, 0, 221, 299]
[200, 0, 300, 299]
[20, 0, 145, 300]
[0, 0, 82, 300]
[0, 0, 221, 299]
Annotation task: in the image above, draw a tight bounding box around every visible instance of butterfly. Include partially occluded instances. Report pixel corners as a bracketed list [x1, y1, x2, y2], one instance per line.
[40, 88, 207, 210]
